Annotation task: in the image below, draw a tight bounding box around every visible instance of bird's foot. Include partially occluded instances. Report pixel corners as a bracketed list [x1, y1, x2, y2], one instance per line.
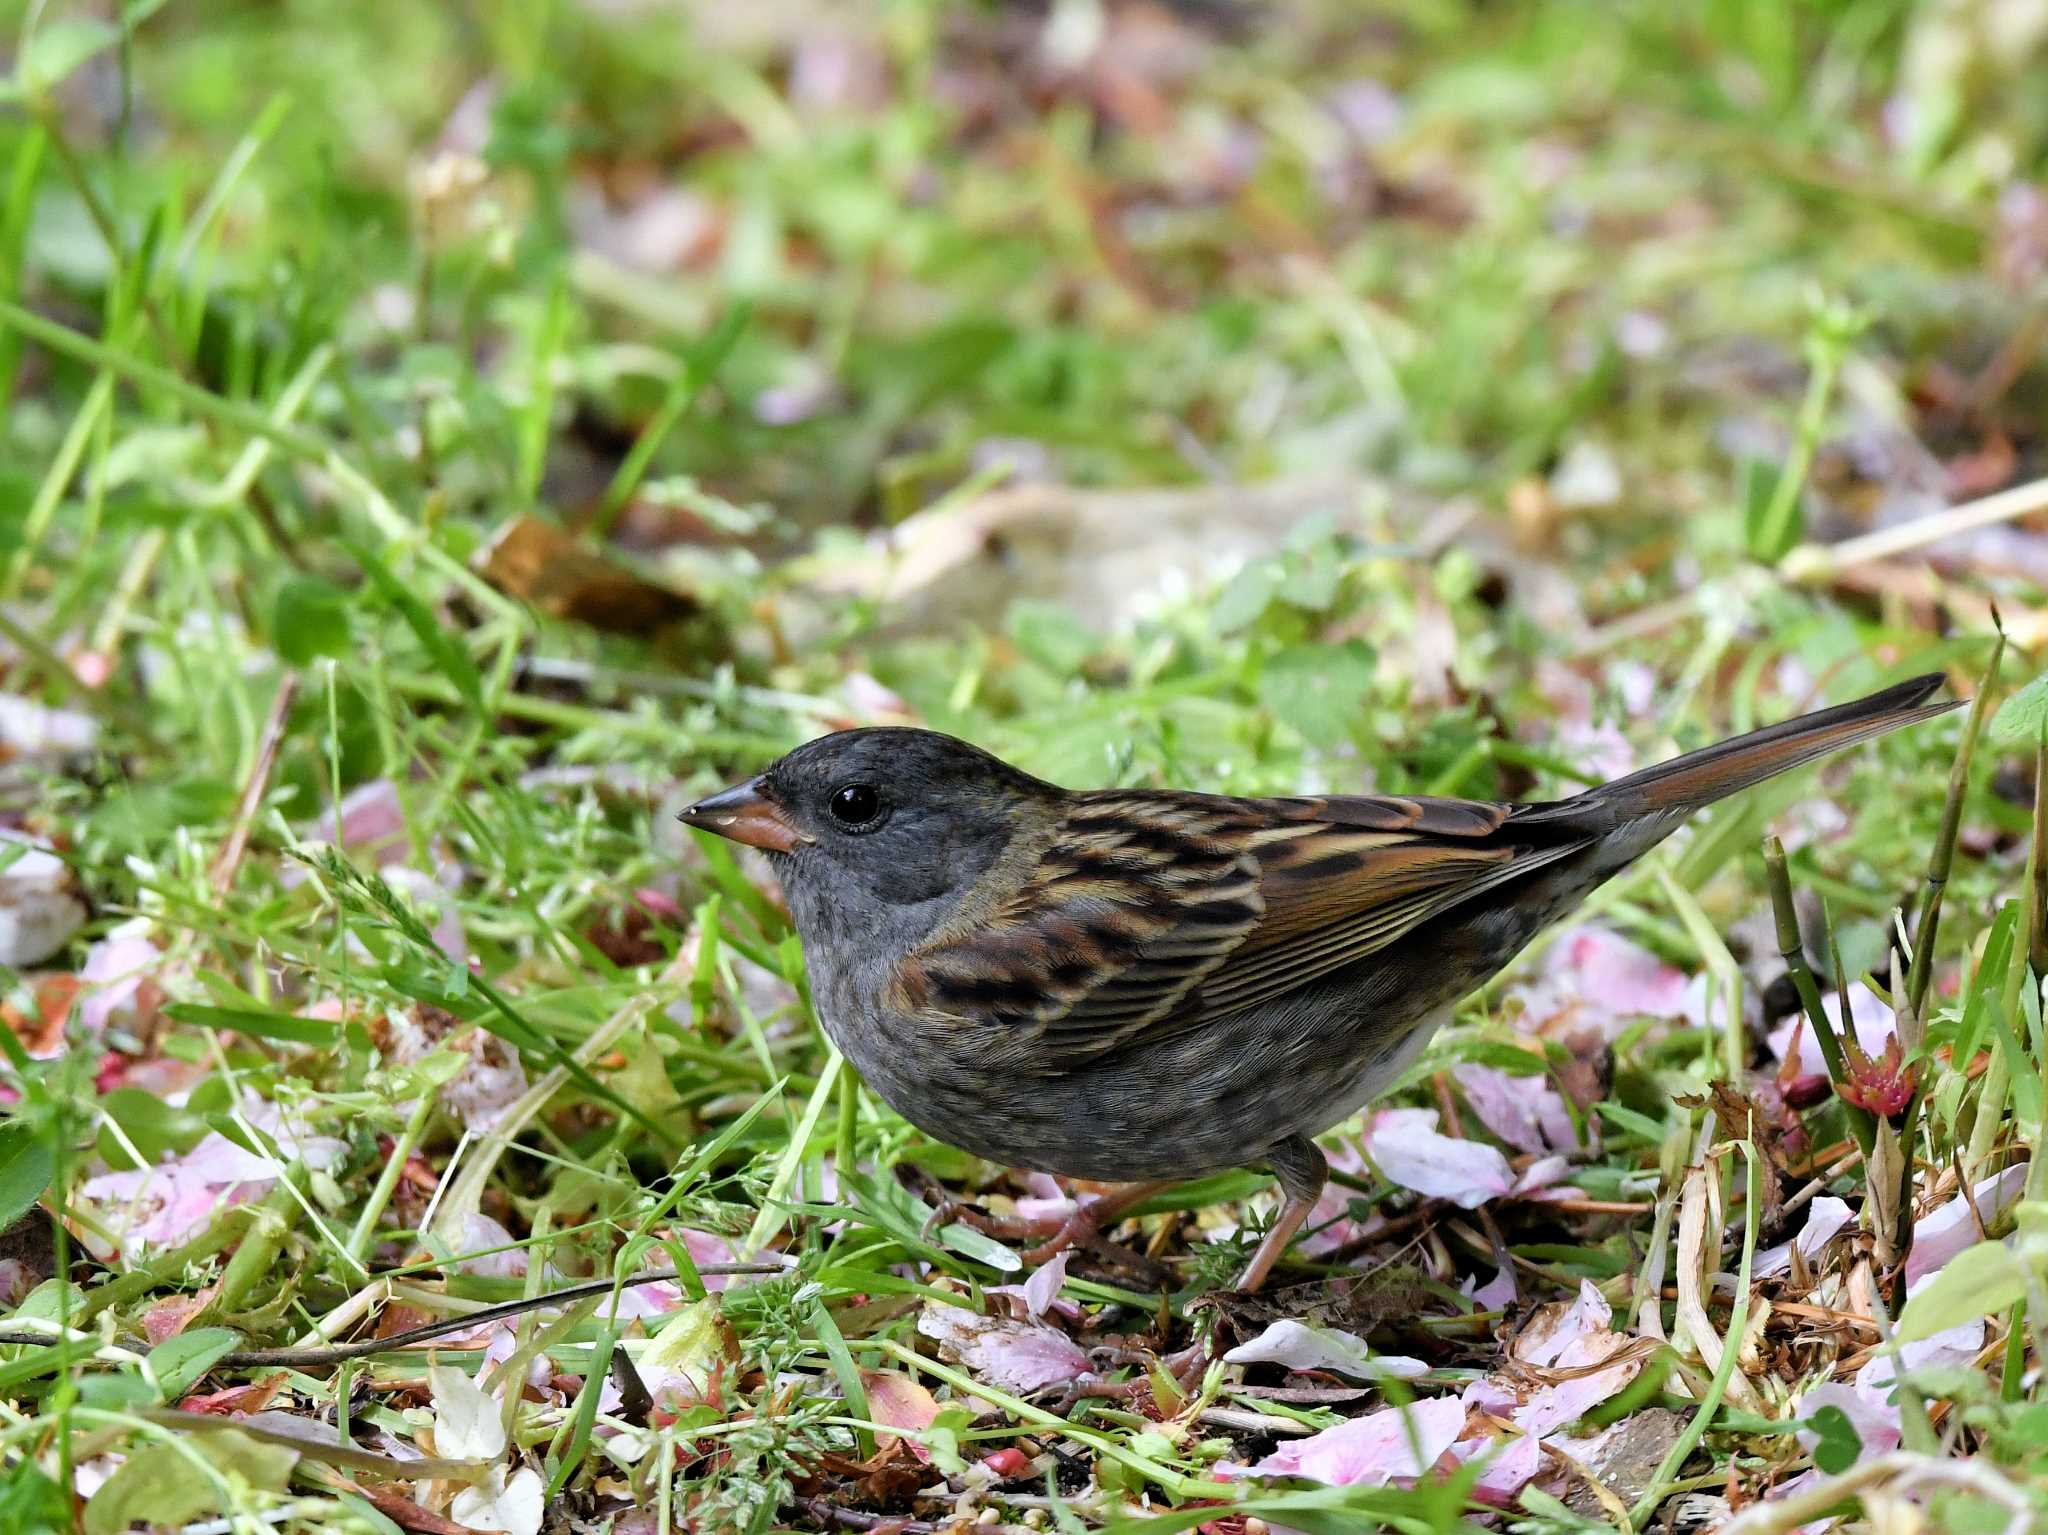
[1018, 1181, 1174, 1264]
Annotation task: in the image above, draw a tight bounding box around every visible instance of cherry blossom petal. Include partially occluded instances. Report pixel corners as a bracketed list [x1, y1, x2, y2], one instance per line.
[1756, 1196, 1855, 1279]
[1022, 1251, 1069, 1320]
[1509, 925, 1703, 1040]
[1362, 1108, 1514, 1207]
[1012, 1172, 1077, 1227]
[1766, 984, 1898, 1078]
[450, 1466, 543, 1535]
[320, 779, 408, 860]
[76, 923, 161, 1035]
[1464, 1263, 1518, 1309]
[1453, 1430, 1545, 1503]
[0, 837, 85, 968]
[0, 694, 98, 756]
[860, 1369, 940, 1458]
[1905, 1164, 2028, 1286]
[917, 1302, 1092, 1394]
[456, 1214, 527, 1278]
[1223, 1319, 1426, 1380]
[430, 1363, 507, 1460]
[1223, 1395, 1467, 1486]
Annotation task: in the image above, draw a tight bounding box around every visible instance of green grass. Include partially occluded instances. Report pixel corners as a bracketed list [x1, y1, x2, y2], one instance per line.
[2, 1, 2047, 1530]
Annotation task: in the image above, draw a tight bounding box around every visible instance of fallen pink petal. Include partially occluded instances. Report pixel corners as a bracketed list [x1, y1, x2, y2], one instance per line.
[1905, 1164, 2029, 1286]
[1756, 1196, 1856, 1278]
[1223, 1395, 1468, 1486]
[1362, 1107, 1515, 1207]
[916, 1302, 1092, 1395]
[1223, 1319, 1427, 1380]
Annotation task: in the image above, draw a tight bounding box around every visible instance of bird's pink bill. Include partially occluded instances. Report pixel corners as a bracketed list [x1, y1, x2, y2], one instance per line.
[680, 776, 810, 853]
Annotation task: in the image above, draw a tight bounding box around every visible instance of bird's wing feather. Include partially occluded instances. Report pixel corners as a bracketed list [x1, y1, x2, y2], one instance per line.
[891, 790, 1590, 1069]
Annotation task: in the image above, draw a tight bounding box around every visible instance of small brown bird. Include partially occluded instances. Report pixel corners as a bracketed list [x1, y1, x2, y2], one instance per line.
[682, 674, 1952, 1290]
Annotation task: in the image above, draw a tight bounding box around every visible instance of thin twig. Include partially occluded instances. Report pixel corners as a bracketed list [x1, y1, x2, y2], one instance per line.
[210, 669, 299, 893]
[1781, 474, 2048, 583]
[0, 1264, 789, 1368]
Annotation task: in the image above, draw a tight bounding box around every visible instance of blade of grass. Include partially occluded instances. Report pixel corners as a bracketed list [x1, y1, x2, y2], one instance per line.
[1907, 633, 2003, 1017]
[589, 301, 750, 537]
[742, 1047, 842, 1256]
[1629, 1139, 1761, 1530]
[1763, 836, 1877, 1158]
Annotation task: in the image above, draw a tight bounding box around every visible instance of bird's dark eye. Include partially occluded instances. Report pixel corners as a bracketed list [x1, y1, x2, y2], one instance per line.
[828, 782, 884, 828]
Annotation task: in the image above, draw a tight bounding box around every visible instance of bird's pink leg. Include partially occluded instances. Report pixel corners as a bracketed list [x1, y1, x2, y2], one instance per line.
[1233, 1190, 1317, 1291]
[1234, 1134, 1328, 1292]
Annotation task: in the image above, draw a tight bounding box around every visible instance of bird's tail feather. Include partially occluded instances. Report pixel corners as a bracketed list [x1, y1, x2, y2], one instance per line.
[1525, 672, 1957, 830]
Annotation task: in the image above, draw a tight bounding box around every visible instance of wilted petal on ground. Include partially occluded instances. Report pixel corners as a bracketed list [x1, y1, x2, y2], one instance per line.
[664, 1228, 763, 1294]
[1486, 1281, 1646, 1439]
[317, 779, 408, 861]
[1557, 719, 1635, 782]
[991, 1249, 1084, 1322]
[860, 1369, 940, 1458]
[1464, 1263, 1518, 1309]
[1454, 1064, 1590, 1156]
[917, 1301, 1092, 1394]
[0, 694, 98, 755]
[1517, 1282, 1610, 1367]
[1509, 926, 1703, 1040]
[1756, 1196, 1856, 1278]
[1452, 1430, 1545, 1503]
[456, 1214, 527, 1278]
[1766, 984, 1897, 1078]
[442, 1031, 529, 1134]
[1222, 1395, 1466, 1486]
[450, 1466, 543, 1535]
[1858, 1315, 1983, 1421]
[1296, 1138, 1382, 1255]
[1905, 1163, 2028, 1286]
[0, 837, 86, 968]
[78, 1098, 345, 1254]
[1362, 1108, 1514, 1207]
[430, 1362, 508, 1460]
[76, 922, 161, 1035]
[1023, 1251, 1068, 1319]
[1012, 1171, 1078, 1226]
[598, 1279, 682, 1323]
[1224, 1319, 1426, 1380]
[1515, 1154, 1573, 1199]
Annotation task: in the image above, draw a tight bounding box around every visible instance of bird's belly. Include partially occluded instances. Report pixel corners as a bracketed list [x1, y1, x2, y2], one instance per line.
[822, 982, 1459, 1187]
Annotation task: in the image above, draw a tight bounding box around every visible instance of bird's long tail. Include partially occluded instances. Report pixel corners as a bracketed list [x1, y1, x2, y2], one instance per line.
[1525, 672, 1958, 831]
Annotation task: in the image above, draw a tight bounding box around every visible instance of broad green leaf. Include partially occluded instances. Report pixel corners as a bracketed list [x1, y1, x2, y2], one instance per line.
[96, 1087, 207, 1170]
[1992, 671, 2048, 747]
[149, 1327, 242, 1400]
[1806, 1402, 1860, 1474]
[164, 1002, 344, 1046]
[1007, 601, 1097, 677]
[1896, 1240, 2026, 1342]
[272, 576, 352, 665]
[84, 1428, 297, 1535]
[0, 1120, 54, 1231]
[8, 20, 119, 101]
[0, 1455, 69, 1535]
[1261, 641, 1375, 749]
